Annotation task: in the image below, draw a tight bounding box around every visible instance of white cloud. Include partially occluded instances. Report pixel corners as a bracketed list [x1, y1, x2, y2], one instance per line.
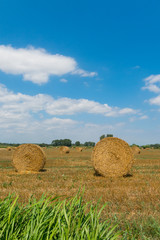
[0, 84, 139, 118]
[72, 68, 97, 77]
[0, 84, 140, 143]
[149, 95, 160, 106]
[139, 115, 148, 120]
[0, 45, 97, 84]
[60, 78, 68, 83]
[142, 84, 160, 93]
[144, 74, 160, 84]
[118, 108, 137, 115]
[45, 98, 138, 117]
[142, 74, 160, 93]
[142, 74, 160, 106]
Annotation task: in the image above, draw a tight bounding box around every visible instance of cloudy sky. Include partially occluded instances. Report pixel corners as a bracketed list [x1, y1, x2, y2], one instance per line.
[0, 0, 160, 145]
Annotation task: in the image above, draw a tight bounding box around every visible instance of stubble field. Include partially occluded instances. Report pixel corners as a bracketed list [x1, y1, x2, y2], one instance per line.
[0, 147, 160, 238]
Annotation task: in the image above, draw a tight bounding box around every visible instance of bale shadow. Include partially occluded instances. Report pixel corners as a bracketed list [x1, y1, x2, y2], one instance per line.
[93, 171, 102, 177]
[123, 173, 133, 178]
[40, 169, 47, 172]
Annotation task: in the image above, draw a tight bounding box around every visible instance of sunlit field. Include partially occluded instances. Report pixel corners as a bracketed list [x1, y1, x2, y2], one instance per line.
[0, 147, 160, 239]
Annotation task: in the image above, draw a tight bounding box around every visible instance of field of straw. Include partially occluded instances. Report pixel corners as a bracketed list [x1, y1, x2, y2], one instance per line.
[0, 147, 160, 238]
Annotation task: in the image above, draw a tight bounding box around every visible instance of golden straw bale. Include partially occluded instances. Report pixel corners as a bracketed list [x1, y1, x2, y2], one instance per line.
[0, 148, 7, 152]
[76, 147, 83, 152]
[7, 147, 12, 151]
[131, 146, 141, 155]
[59, 146, 70, 154]
[92, 137, 133, 177]
[12, 147, 17, 151]
[12, 144, 46, 173]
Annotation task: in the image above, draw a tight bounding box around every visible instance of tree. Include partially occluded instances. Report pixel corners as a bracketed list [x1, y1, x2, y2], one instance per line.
[106, 134, 113, 137]
[84, 141, 95, 147]
[75, 141, 80, 146]
[100, 134, 113, 140]
[100, 134, 105, 140]
[51, 139, 72, 147]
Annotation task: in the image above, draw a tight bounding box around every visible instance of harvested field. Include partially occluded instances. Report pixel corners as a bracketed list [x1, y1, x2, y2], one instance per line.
[0, 147, 159, 237]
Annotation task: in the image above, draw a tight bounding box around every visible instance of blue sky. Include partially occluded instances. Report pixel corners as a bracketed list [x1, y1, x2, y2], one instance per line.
[0, 0, 160, 145]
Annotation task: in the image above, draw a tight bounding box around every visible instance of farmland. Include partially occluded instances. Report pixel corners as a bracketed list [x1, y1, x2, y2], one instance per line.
[0, 147, 160, 238]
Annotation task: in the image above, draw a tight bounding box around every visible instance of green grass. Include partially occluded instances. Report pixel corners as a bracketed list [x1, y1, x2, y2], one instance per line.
[133, 165, 160, 170]
[0, 192, 120, 240]
[0, 191, 159, 239]
[113, 215, 160, 240]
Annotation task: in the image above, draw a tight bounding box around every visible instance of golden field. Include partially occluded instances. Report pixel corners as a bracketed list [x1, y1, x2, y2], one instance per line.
[0, 147, 159, 228]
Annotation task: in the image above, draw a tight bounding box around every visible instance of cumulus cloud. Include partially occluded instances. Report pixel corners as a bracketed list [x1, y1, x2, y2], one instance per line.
[149, 95, 160, 106]
[142, 74, 160, 105]
[142, 74, 160, 93]
[0, 84, 139, 119]
[142, 84, 160, 93]
[144, 74, 160, 84]
[0, 84, 140, 142]
[45, 98, 138, 116]
[0, 45, 97, 84]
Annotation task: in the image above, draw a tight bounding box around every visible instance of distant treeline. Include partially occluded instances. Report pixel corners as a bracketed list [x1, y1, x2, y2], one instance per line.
[51, 139, 95, 147]
[0, 143, 20, 148]
[0, 139, 95, 148]
[1, 141, 160, 149]
[131, 144, 160, 149]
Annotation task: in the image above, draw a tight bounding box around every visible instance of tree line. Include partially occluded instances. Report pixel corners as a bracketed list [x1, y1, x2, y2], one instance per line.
[51, 139, 95, 147]
[1, 133, 160, 149]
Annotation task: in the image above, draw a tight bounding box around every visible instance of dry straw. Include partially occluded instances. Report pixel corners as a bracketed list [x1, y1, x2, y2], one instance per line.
[131, 145, 141, 155]
[59, 146, 70, 154]
[12, 144, 46, 173]
[76, 147, 83, 152]
[91, 137, 134, 177]
[7, 147, 12, 151]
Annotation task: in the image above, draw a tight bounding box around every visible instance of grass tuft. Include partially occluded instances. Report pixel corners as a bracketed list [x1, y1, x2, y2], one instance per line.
[0, 192, 120, 239]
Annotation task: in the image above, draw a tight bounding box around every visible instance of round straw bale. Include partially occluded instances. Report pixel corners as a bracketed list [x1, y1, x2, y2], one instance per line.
[0, 148, 7, 152]
[131, 145, 141, 155]
[92, 137, 133, 177]
[12, 147, 17, 151]
[76, 147, 83, 152]
[7, 147, 12, 151]
[59, 146, 70, 153]
[12, 144, 46, 173]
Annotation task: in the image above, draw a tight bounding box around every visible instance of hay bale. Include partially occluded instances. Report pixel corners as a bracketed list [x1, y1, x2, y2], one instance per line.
[92, 137, 133, 177]
[59, 146, 70, 154]
[12, 147, 17, 151]
[131, 145, 141, 155]
[7, 147, 12, 151]
[0, 148, 7, 152]
[76, 147, 83, 152]
[12, 144, 46, 173]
